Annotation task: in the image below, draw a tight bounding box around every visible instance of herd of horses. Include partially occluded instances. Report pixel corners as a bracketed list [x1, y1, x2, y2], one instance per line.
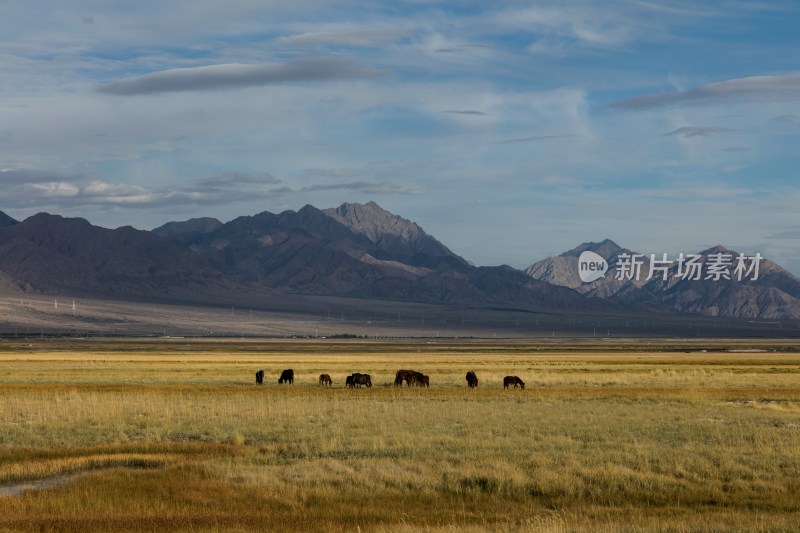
[255, 368, 526, 389]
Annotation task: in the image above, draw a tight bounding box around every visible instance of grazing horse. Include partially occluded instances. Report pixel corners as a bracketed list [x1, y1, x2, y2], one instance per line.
[278, 369, 294, 384]
[410, 372, 428, 387]
[405, 371, 424, 387]
[465, 371, 478, 388]
[319, 373, 332, 386]
[349, 373, 372, 388]
[395, 369, 416, 386]
[345, 375, 355, 388]
[503, 376, 525, 389]
[255, 369, 264, 385]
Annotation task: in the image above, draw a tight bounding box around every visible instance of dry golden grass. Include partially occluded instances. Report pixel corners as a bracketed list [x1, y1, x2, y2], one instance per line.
[0, 338, 798, 532]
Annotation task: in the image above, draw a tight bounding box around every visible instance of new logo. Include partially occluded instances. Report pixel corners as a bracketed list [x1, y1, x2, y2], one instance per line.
[578, 251, 608, 283]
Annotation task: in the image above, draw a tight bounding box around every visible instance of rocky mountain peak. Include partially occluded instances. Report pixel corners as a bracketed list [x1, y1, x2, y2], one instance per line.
[322, 201, 461, 263]
[323, 201, 421, 243]
[699, 244, 734, 256]
[561, 238, 622, 258]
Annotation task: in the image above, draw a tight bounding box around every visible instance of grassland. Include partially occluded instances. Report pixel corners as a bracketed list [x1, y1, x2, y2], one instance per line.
[0, 338, 799, 532]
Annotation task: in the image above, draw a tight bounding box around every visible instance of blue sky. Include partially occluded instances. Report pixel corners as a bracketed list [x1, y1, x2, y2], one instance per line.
[1, 1, 799, 274]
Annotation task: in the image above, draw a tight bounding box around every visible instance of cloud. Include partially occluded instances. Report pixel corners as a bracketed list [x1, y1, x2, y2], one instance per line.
[29, 182, 81, 198]
[276, 29, 408, 48]
[443, 110, 488, 116]
[633, 186, 751, 199]
[529, 175, 576, 186]
[767, 226, 800, 239]
[0, 168, 84, 184]
[491, 5, 637, 48]
[495, 134, 579, 144]
[97, 56, 386, 95]
[0, 169, 289, 209]
[1, 167, 422, 212]
[663, 127, 734, 138]
[302, 181, 422, 195]
[723, 147, 752, 152]
[82, 181, 147, 198]
[612, 72, 800, 110]
[195, 172, 281, 188]
[770, 114, 800, 124]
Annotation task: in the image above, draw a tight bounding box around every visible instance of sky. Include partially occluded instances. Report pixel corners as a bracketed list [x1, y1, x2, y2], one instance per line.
[1, 1, 800, 274]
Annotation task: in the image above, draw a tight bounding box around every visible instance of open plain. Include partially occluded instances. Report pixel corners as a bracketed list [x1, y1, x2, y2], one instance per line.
[0, 338, 799, 532]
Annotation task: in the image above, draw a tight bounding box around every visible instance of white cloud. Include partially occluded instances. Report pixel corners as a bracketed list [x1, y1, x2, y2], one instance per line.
[495, 134, 580, 144]
[276, 28, 408, 48]
[633, 186, 751, 199]
[0, 170, 291, 210]
[663, 127, 735, 138]
[29, 182, 81, 197]
[83, 181, 147, 197]
[301, 180, 422, 195]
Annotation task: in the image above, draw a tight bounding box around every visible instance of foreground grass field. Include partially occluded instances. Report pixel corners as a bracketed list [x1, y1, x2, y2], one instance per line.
[0, 338, 799, 532]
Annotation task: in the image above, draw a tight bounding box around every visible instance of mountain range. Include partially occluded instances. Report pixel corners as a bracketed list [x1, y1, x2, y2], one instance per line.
[0, 202, 798, 320]
[0, 202, 597, 313]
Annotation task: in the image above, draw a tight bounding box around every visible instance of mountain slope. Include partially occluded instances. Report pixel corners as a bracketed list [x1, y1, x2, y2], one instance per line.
[0, 210, 18, 227]
[0, 213, 226, 297]
[186, 205, 417, 293]
[638, 245, 800, 319]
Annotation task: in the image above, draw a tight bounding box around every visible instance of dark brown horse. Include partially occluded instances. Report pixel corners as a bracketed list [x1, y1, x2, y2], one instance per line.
[395, 369, 416, 386]
[319, 373, 332, 386]
[465, 371, 478, 388]
[350, 373, 372, 388]
[255, 369, 264, 385]
[503, 376, 525, 389]
[345, 375, 355, 388]
[409, 372, 428, 387]
[278, 369, 294, 384]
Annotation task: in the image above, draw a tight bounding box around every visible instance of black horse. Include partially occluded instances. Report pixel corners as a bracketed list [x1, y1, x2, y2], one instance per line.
[465, 371, 478, 388]
[255, 369, 264, 385]
[350, 373, 372, 388]
[503, 376, 525, 389]
[278, 369, 294, 384]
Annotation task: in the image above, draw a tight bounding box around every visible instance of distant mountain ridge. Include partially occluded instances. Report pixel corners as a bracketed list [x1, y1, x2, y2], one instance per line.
[162, 202, 597, 308]
[152, 217, 223, 242]
[0, 205, 601, 312]
[0, 212, 226, 297]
